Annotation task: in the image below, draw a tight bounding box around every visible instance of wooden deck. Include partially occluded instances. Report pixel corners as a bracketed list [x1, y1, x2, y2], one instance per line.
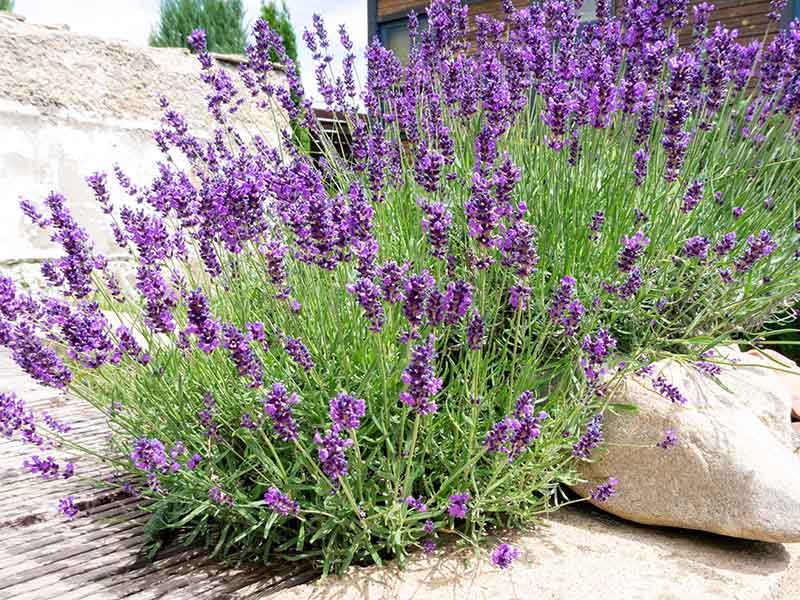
[0, 351, 317, 599]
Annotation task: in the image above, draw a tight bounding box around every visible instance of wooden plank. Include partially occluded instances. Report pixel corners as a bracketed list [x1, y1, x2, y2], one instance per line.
[377, 0, 429, 19]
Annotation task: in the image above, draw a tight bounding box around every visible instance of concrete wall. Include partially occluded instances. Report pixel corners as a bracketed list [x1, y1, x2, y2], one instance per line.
[0, 12, 288, 289]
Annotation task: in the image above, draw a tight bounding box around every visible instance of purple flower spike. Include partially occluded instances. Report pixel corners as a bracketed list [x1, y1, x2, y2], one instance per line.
[23, 455, 61, 479]
[734, 230, 777, 273]
[467, 310, 485, 351]
[714, 232, 736, 256]
[656, 430, 678, 449]
[588, 211, 605, 242]
[617, 232, 650, 273]
[262, 383, 300, 442]
[187, 453, 202, 471]
[346, 278, 385, 332]
[1, 392, 39, 443]
[9, 322, 72, 389]
[580, 329, 617, 389]
[131, 438, 168, 473]
[498, 220, 539, 277]
[329, 392, 366, 432]
[187, 29, 207, 54]
[681, 180, 704, 213]
[58, 496, 79, 519]
[263, 486, 300, 516]
[186, 288, 220, 353]
[402, 271, 435, 330]
[406, 496, 428, 512]
[418, 198, 452, 258]
[633, 149, 649, 186]
[652, 375, 689, 405]
[400, 335, 442, 416]
[548, 277, 584, 336]
[314, 429, 353, 484]
[683, 236, 711, 261]
[589, 477, 618, 502]
[223, 324, 263, 387]
[483, 391, 547, 462]
[447, 492, 470, 519]
[208, 487, 234, 506]
[694, 361, 722, 377]
[490, 543, 521, 569]
[572, 414, 604, 459]
[284, 336, 315, 372]
[376, 261, 407, 304]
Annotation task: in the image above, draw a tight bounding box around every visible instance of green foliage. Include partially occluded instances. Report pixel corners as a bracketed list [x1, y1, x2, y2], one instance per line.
[0, 0, 15, 12]
[149, 0, 247, 54]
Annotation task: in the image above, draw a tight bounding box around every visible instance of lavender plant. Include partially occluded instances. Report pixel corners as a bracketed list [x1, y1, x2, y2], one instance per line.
[2, 0, 800, 574]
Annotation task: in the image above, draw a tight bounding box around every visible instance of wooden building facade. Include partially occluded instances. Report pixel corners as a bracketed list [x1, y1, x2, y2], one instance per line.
[367, 0, 800, 60]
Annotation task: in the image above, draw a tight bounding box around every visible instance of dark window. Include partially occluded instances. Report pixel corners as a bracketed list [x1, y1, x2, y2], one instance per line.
[378, 15, 429, 62]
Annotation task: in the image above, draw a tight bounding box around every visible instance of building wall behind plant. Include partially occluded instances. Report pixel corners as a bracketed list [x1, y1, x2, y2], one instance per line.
[0, 12, 288, 290]
[373, 0, 781, 49]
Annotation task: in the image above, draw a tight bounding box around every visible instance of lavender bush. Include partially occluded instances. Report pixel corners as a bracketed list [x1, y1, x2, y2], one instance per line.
[2, 0, 800, 574]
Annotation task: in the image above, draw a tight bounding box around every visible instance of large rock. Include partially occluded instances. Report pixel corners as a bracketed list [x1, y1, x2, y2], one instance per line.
[573, 346, 800, 543]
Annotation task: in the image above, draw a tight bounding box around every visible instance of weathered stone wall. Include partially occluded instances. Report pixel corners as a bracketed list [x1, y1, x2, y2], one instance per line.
[0, 12, 288, 289]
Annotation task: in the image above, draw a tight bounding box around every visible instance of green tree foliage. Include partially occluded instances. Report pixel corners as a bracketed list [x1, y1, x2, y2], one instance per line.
[0, 0, 15, 12]
[260, 1, 298, 65]
[149, 0, 247, 55]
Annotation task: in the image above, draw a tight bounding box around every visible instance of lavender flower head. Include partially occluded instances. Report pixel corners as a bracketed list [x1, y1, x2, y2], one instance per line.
[656, 430, 678, 449]
[262, 382, 300, 442]
[223, 323, 263, 387]
[284, 336, 315, 372]
[548, 276, 584, 336]
[589, 477, 618, 502]
[490, 543, 521, 569]
[588, 211, 605, 241]
[715, 232, 736, 256]
[683, 236, 711, 261]
[314, 429, 353, 483]
[209, 487, 234, 506]
[329, 392, 366, 432]
[572, 413, 603, 459]
[617, 231, 650, 272]
[734, 230, 777, 273]
[634, 149, 649, 186]
[652, 375, 689, 405]
[406, 496, 428, 512]
[400, 335, 442, 416]
[58, 496, 79, 519]
[681, 180, 704, 213]
[447, 492, 470, 518]
[186, 288, 221, 353]
[346, 278, 385, 332]
[466, 309, 485, 351]
[483, 391, 548, 462]
[263, 486, 300, 516]
[131, 438, 168, 473]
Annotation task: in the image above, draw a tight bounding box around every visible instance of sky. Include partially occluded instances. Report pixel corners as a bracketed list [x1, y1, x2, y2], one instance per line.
[13, 0, 367, 105]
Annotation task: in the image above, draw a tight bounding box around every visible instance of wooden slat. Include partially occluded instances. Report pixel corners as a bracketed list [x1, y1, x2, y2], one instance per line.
[377, 0, 429, 19]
